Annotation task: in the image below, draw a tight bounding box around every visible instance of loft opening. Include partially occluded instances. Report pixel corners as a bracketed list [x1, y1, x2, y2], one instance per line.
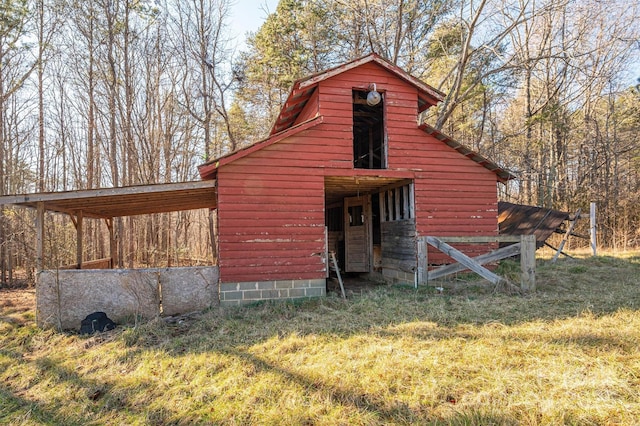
[353, 88, 386, 169]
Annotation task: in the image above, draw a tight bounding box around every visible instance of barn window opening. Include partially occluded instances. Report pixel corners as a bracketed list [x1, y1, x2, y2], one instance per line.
[348, 205, 364, 226]
[353, 90, 385, 169]
[380, 184, 414, 222]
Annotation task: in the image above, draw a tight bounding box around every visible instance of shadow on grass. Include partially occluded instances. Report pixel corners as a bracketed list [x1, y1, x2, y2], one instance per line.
[0, 341, 178, 425]
[225, 347, 520, 425]
[115, 254, 640, 356]
[226, 347, 419, 422]
[3, 255, 639, 424]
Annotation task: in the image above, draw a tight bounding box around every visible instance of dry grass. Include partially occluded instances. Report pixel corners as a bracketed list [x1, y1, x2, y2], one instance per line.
[2, 253, 640, 425]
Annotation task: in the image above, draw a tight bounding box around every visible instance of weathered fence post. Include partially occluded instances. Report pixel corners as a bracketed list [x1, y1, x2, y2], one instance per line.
[416, 237, 427, 288]
[520, 234, 536, 292]
[590, 202, 597, 257]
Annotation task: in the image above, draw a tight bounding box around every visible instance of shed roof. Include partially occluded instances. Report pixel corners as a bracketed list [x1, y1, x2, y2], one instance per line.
[0, 180, 217, 219]
[498, 201, 569, 243]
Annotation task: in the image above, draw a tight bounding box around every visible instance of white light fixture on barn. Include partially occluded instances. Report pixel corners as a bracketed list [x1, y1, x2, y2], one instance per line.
[366, 83, 381, 106]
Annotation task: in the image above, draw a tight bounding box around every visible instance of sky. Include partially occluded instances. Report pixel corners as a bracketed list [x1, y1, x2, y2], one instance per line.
[228, 0, 279, 49]
[226, 0, 640, 89]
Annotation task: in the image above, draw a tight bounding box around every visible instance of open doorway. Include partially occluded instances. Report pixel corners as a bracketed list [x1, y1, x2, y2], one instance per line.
[353, 90, 385, 169]
[325, 177, 414, 289]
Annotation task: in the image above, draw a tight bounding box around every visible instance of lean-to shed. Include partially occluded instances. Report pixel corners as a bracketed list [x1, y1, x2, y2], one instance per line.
[198, 53, 515, 305]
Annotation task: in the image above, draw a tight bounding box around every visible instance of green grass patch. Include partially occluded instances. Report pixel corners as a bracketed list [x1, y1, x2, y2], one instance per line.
[2, 253, 640, 424]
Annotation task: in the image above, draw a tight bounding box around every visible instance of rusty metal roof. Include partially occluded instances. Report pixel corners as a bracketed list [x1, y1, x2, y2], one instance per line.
[0, 181, 217, 219]
[498, 201, 569, 242]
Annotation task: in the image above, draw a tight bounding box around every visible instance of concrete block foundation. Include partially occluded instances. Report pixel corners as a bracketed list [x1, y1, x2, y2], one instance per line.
[220, 279, 327, 306]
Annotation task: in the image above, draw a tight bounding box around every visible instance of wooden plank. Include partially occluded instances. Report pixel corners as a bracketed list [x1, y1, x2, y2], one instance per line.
[381, 245, 415, 258]
[520, 235, 536, 292]
[409, 183, 415, 219]
[381, 219, 416, 237]
[35, 202, 44, 272]
[217, 210, 324, 220]
[402, 185, 409, 219]
[220, 177, 325, 189]
[76, 210, 83, 269]
[215, 256, 322, 268]
[551, 208, 580, 263]
[416, 237, 427, 286]
[380, 258, 416, 274]
[218, 194, 324, 205]
[427, 243, 522, 280]
[544, 242, 574, 259]
[0, 180, 217, 205]
[220, 246, 325, 260]
[590, 202, 597, 256]
[213, 115, 324, 168]
[330, 251, 346, 299]
[425, 236, 507, 286]
[105, 218, 115, 270]
[221, 218, 324, 228]
[219, 234, 322, 246]
[429, 236, 520, 243]
[221, 270, 325, 282]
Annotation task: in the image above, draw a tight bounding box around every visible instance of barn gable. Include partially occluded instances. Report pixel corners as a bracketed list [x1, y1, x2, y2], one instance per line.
[199, 54, 516, 305]
[199, 53, 513, 183]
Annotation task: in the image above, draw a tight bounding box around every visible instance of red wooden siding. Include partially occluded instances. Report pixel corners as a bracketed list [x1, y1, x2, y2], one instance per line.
[216, 61, 501, 281]
[216, 124, 361, 282]
[217, 163, 327, 282]
[316, 62, 499, 261]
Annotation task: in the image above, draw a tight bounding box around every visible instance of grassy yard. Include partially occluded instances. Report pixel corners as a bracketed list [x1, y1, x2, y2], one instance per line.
[2, 254, 640, 425]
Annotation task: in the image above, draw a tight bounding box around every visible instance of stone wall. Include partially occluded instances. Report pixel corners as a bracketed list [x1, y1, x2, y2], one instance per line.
[37, 266, 219, 330]
[219, 279, 326, 306]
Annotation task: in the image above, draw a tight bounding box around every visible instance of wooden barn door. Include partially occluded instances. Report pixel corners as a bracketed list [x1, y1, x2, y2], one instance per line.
[344, 195, 372, 272]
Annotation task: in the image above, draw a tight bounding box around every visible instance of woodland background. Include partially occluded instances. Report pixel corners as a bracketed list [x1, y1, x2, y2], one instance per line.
[0, 0, 639, 285]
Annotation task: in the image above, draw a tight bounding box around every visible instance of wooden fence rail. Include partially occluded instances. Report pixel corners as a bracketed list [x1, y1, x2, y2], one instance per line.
[417, 235, 536, 292]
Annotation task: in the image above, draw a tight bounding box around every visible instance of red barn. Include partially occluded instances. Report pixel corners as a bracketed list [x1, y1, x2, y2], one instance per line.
[198, 54, 514, 305]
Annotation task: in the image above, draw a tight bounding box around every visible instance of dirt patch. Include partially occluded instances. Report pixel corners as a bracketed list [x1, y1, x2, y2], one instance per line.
[0, 289, 36, 324]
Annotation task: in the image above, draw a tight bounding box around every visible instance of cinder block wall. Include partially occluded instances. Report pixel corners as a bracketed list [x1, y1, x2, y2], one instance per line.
[219, 279, 326, 306]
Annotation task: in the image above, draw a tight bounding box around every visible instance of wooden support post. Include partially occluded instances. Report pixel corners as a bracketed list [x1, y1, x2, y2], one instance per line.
[35, 202, 45, 272]
[552, 208, 580, 263]
[520, 234, 536, 292]
[324, 226, 329, 279]
[416, 237, 427, 287]
[544, 242, 574, 259]
[590, 202, 597, 256]
[105, 218, 116, 269]
[330, 251, 346, 299]
[76, 211, 83, 269]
